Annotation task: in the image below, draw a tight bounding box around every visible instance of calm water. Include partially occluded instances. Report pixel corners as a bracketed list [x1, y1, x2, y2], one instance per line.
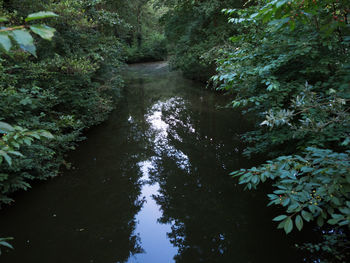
[0, 62, 305, 263]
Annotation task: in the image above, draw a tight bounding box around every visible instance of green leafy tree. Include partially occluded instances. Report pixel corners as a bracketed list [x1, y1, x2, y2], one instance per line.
[215, 0, 350, 261]
[0, 10, 57, 204]
[0, 12, 57, 254]
[158, 0, 245, 81]
[0, 0, 125, 210]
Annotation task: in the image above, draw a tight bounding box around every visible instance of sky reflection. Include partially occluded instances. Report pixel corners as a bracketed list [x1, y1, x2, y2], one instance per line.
[128, 96, 198, 262]
[127, 159, 177, 263]
[146, 99, 192, 172]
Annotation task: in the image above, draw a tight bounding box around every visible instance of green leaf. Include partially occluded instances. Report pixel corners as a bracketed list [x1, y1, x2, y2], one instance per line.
[276, 0, 288, 8]
[25, 12, 58, 22]
[317, 215, 324, 227]
[328, 218, 340, 225]
[11, 29, 36, 56]
[0, 173, 9, 181]
[30, 25, 56, 40]
[39, 131, 54, 139]
[282, 197, 290, 206]
[0, 121, 14, 133]
[273, 215, 287, 221]
[0, 17, 8, 22]
[277, 220, 285, 229]
[284, 217, 293, 234]
[301, 210, 312, 222]
[19, 97, 32, 105]
[251, 175, 259, 184]
[0, 241, 13, 249]
[338, 220, 349, 226]
[23, 138, 32, 146]
[0, 152, 12, 166]
[332, 197, 341, 206]
[7, 151, 24, 157]
[229, 35, 242, 42]
[30, 133, 40, 139]
[295, 215, 303, 231]
[0, 32, 11, 52]
[339, 207, 350, 215]
[287, 202, 299, 213]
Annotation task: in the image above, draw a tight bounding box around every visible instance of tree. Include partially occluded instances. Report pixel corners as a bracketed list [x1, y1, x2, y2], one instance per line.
[0, 12, 58, 254]
[158, 0, 245, 81]
[215, 0, 350, 261]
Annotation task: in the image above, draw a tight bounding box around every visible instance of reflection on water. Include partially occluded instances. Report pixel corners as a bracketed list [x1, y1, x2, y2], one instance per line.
[0, 62, 306, 263]
[146, 99, 191, 172]
[127, 160, 177, 263]
[128, 97, 193, 263]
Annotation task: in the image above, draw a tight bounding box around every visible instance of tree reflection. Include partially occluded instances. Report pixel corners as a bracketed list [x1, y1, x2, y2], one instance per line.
[145, 92, 302, 263]
[0, 85, 148, 263]
[0, 63, 306, 263]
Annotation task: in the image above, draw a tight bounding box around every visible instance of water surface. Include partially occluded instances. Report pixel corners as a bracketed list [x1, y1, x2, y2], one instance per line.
[0, 62, 304, 263]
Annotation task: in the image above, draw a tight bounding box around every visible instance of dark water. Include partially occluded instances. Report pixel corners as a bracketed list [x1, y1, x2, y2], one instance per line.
[0, 62, 305, 263]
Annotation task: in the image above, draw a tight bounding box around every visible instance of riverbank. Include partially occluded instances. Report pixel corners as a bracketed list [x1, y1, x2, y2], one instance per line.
[0, 62, 307, 263]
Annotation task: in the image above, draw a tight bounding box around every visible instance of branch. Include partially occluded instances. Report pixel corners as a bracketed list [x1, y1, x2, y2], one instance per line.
[0, 25, 27, 32]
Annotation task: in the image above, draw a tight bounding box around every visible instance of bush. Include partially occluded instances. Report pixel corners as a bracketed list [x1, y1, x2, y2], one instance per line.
[125, 33, 167, 63]
[0, 0, 125, 206]
[215, 1, 350, 261]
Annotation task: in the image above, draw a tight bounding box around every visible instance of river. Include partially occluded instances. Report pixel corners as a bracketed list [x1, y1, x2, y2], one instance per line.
[0, 62, 305, 263]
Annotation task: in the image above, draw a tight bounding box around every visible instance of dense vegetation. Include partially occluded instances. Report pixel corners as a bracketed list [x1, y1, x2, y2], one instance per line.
[159, 0, 350, 261]
[0, 3, 167, 256]
[213, 0, 350, 262]
[158, 0, 245, 81]
[0, 0, 120, 208]
[1, 0, 349, 261]
[124, 0, 168, 63]
[0, 0, 167, 207]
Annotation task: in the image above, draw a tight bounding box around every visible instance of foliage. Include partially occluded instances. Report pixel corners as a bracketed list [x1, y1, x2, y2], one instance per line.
[0, 121, 54, 204]
[123, 0, 168, 63]
[125, 33, 167, 63]
[158, 0, 245, 81]
[232, 147, 350, 233]
[0, 12, 59, 252]
[0, 122, 53, 166]
[0, 0, 162, 255]
[214, 0, 350, 261]
[215, 0, 349, 157]
[0, 12, 57, 56]
[297, 230, 350, 263]
[0, 0, 127, 208]
[0, 11, 59, 204]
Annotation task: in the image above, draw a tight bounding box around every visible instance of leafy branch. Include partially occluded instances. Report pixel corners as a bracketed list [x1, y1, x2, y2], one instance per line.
[231, 147, 350, 234]
[0, 121, 54, 166]
[0, 11, 58, 56]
